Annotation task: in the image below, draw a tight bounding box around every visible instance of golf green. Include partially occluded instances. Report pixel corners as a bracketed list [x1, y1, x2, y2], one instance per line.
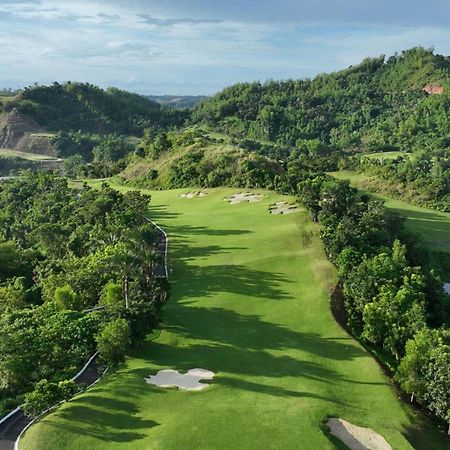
[21, 187, 447, 450]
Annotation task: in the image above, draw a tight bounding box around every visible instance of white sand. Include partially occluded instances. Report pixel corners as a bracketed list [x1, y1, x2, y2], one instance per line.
[226, 193, 262, 204]
[180, 191, 207, 199]
[144, 368, 215, 391]
[326, 418, 392, 450]
[444, 282, 450, 294]
[269, 201, 301, 215]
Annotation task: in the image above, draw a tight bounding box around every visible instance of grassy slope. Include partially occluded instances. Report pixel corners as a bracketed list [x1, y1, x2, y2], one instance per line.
[331, 171, 450, 254]
[120, 143, 250, 186]
[21, 186, 447, 450]
[0, 148, 58, 161]
[361, 151, 414, 161]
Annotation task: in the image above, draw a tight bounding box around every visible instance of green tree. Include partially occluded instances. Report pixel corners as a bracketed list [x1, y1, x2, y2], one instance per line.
[362, 273, 427, 360]
[395, 328, 436, 402]
[54, 285, 82, 311]
[102, 282, 124, 307]
[63, 154, 86, 178]
[23, 379, 78, 417]
[96, 318, 130, 366]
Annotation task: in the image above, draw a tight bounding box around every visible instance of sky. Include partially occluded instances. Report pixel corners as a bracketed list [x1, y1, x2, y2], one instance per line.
[1, 1, 450, 95]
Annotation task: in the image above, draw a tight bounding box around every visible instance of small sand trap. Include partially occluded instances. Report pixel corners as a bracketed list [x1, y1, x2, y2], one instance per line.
[269, 201, 301, 215]
[180, 191, 207, 199]
[326, 418, 392, 450]
[444, 282, 450, 294]
[144, 368, 215, 391]
[226, 193, 262, 204]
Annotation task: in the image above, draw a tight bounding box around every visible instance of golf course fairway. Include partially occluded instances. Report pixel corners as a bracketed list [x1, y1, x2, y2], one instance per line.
[21, 187, 448, 449]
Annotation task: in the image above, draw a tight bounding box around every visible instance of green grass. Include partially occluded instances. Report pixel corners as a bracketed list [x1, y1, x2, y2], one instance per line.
[0, 96, 14, 105]
[331, 171, 450, 254]
[0, 148, 58, 161]
[21, 186, 448, 449]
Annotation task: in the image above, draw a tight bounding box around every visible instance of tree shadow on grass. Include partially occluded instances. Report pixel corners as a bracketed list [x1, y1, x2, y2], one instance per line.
[402, 416, 450, 450]
[166, 306, 366, 360]
[173, 264, 293, 300]
[168, 224, 252, 237]
[216, 376, 356, 407]
[149, 204, 181, 220]
[43, 400, 159, 443]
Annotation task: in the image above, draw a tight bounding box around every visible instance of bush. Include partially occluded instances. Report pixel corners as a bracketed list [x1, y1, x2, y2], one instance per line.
[96, 318, 131, 366]
[54, 285, 82, 311]
[23, 379, 78, 418]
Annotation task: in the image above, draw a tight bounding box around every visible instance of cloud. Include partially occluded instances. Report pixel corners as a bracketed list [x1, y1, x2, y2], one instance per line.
[1, 1, 450, 94]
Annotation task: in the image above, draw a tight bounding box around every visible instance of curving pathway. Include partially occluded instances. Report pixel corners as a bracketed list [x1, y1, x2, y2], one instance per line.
[0, 354, 105, 450]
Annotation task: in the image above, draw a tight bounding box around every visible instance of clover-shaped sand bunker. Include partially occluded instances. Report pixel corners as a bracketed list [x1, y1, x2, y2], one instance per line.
[144, 368, 215, 391]
[180, 191, 207, 199]
[226, 193, 262, 204]
[326, 418, 392, 450]
[269, 201, 301, 215]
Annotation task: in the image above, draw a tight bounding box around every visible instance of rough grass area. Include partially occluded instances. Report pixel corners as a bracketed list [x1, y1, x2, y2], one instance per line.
[0, 96, 14, 105]
[21, 186, 448, 450]
[0, 147, 58, 161]
[361, 151, 414, 161]
[332, 171, 450, 254]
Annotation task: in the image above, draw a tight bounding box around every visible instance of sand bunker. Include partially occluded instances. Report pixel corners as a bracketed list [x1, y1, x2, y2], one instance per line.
[226, 193, 262, 204]
[326, 418, 392, 450]
[269, 201, 301, 215]
[180, 191, 207, 199]
[144, 368, 215, 391]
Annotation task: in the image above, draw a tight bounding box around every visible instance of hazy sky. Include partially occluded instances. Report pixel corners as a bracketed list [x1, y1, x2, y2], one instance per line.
[1, 0, 450, 94]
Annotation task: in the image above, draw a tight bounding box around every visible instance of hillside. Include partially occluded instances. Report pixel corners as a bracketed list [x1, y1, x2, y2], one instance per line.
[3, 83, 188, 135]
[0, 83, 189, 159]
[121, 132, 283, 190]
[192, 47, 450, 154]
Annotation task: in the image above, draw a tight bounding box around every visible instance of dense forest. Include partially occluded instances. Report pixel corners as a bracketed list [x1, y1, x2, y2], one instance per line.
[193, 48, 450, 151]
[0, 172, 168, 417]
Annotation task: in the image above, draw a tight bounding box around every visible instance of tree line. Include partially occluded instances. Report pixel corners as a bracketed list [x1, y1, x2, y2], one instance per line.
[297, 174, 450, 434]
[0, 172, 168, 417]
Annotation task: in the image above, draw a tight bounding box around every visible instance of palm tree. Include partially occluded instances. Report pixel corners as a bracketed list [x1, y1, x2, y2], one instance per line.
[112, 250, 136, 309]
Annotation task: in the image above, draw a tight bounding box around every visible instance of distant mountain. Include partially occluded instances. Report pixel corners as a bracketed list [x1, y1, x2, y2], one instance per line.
[146, 95, 208, 109]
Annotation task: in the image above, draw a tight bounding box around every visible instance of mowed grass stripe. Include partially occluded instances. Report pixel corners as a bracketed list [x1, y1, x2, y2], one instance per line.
[21, 187, 447, 450]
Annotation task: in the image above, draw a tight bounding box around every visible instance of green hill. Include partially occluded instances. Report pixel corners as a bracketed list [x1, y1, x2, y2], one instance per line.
[192, 47, 450, 153]
[3, 83, 188, 135]
[121, 131, 283, 190]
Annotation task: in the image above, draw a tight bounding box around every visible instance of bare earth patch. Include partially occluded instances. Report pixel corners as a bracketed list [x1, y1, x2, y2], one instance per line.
[326, 418, 392, 450]
[144, 368, 215, 391]
[226, 192, 262, 204]
[180, 191, 207, 199]
[269, 201, 301, 215]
